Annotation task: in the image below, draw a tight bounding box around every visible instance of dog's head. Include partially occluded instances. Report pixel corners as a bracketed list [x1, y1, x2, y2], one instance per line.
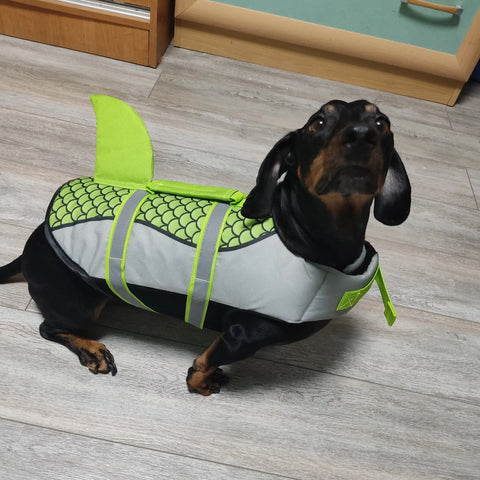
[242, 100, 410, 226]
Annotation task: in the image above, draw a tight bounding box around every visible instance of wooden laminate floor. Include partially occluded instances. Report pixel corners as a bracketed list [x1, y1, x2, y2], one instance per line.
[0, 35, 479, 480]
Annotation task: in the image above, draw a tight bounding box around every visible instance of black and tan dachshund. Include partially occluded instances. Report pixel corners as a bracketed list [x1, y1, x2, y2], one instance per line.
[0, 100, 410, 395]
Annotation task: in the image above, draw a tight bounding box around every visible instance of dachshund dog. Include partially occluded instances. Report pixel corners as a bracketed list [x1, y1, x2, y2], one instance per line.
[0, 100, 410, 395]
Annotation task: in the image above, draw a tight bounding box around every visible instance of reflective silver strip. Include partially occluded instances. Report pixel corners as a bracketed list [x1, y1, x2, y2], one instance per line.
[107, 189, 151, 310]
[186, 202, 230, 328]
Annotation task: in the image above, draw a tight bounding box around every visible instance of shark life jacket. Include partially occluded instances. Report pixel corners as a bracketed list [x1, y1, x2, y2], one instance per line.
[44, 95, 397, 329]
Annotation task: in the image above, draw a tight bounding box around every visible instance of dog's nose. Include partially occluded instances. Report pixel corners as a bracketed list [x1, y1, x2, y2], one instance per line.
[342, 124, 377, 148]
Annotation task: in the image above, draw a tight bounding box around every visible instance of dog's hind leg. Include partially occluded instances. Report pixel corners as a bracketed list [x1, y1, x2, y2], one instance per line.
[38, 299, 116, 376]
[186, 313, 330, 395]
[23, 225, 117, 375]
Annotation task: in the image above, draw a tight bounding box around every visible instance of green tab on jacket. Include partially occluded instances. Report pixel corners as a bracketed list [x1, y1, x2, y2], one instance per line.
[336, 264, 397, 326]
[148, 179, 246, 206]
[374, 266, 397, 326]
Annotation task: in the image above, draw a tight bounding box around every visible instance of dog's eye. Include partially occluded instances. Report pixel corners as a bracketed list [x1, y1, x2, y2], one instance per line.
[375, 116, 389, 133]
[310, 117, 326, 132]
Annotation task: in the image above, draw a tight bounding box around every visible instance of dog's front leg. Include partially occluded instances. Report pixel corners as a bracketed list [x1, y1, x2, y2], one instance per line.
[186, 337, 229, 395]
[186, 316, 330, 395]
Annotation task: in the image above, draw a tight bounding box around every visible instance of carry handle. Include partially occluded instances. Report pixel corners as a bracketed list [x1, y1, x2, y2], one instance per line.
[147, 180, 246, 205]
[401, 0, 463, 15]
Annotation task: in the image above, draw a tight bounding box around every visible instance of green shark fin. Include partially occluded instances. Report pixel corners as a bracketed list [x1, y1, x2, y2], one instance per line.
[91, 95, 153, 190]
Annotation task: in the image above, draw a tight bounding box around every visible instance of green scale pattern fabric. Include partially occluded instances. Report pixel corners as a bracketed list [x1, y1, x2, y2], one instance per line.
[48, 177, 276, 251]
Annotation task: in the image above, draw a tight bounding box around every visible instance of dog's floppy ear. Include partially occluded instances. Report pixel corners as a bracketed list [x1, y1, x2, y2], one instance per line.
[374, 149, 411, 226]
[241, 132, 296, 218]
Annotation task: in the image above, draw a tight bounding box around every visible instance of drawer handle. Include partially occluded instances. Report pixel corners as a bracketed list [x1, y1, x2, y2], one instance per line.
[401, 0, 463, 15]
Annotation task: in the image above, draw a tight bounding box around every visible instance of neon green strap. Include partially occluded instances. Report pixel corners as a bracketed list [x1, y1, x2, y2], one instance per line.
[185, 202, 231, 328]
[148, 180, 246, 206]
[374, 266, 397, 326]
[336, 264, 397, 326]
[105, 190, 154, 311]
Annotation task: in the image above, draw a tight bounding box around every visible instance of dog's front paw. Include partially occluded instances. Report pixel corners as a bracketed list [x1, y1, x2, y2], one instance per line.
[186, 366, 229, 395]
[77, 341, 117, 376]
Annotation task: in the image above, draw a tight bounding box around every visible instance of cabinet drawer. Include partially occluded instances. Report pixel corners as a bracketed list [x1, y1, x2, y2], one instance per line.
[214, 0, 479, 55]
[0, 0, 174, 66]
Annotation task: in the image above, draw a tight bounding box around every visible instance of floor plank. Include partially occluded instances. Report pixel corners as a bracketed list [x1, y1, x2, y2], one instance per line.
[0, 158, 73, 228]
[0, 36, 160, 101]
[0, 419, 288, 480]
[393, 124, 478, 170]
[447, 104, 480, 136]
[467, 168, 480, 209]
[367, 237, 480, 323]
[401, 153, 476, 210]
[372, 90, 452, 131]
[0, 107, 96, 175]
[150, 47, 380, 131]
[367, 195, 480, 260]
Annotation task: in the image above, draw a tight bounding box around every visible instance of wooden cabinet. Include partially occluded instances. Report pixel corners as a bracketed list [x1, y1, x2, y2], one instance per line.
[0, 0, 174, 67]
[174, 0, 480, 105]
